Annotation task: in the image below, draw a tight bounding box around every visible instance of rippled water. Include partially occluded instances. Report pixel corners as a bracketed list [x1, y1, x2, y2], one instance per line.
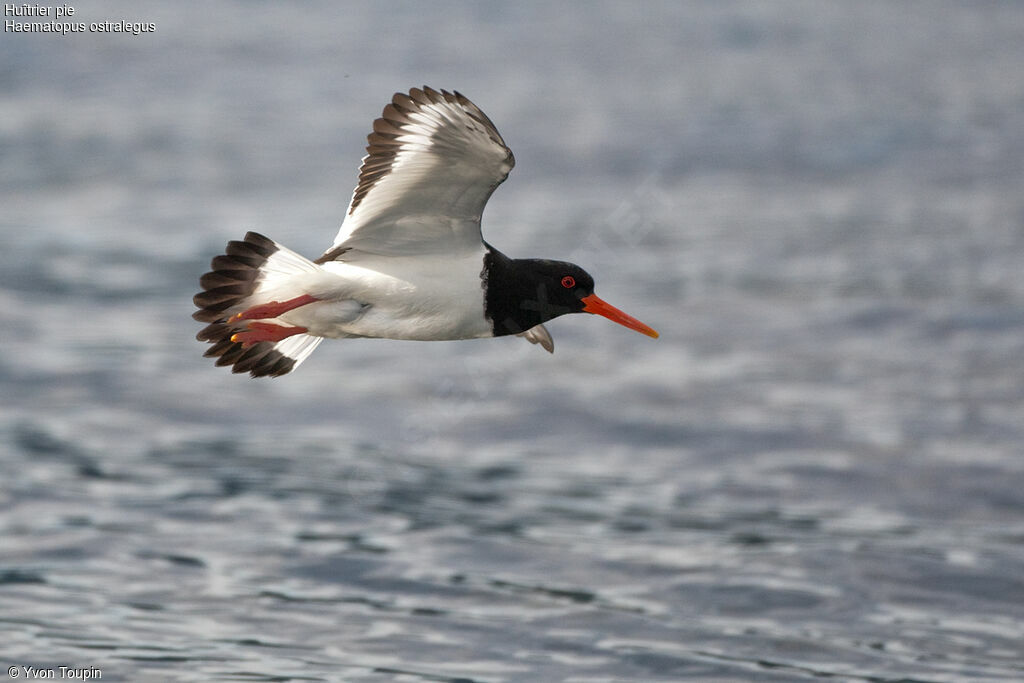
[3, 2, 1024, 681]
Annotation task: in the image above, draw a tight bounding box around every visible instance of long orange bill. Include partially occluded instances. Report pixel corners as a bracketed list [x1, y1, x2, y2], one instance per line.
[581, 294, 659, 338]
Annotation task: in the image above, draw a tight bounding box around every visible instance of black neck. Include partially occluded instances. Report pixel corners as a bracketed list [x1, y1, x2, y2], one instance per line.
[482, 244, 575, 336]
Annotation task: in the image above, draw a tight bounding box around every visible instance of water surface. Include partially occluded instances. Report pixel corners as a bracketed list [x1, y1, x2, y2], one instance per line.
[2, 2, 1024, 681]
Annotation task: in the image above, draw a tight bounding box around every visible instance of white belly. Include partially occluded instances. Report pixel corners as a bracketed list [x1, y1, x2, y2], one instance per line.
[279, 249, 492, 341]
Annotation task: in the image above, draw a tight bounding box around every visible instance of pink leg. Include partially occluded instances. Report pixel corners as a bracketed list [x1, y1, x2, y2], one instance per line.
[231, 321, 309, 348]
[229, 294, 319, 322]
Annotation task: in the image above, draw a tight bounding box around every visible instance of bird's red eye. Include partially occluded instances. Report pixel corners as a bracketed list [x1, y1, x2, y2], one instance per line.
[561, 276, 575, 288]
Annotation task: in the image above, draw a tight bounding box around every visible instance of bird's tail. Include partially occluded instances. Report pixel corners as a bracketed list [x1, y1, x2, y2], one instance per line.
[193, 232, 324, 377]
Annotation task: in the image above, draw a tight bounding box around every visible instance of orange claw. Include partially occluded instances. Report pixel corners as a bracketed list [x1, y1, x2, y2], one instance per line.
[229, 294, 319, 322]
[231, 322, 309, 348]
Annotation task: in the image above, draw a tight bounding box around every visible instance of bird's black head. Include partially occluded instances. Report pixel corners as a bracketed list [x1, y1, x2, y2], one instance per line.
[483, 249, 658, 339]
[516, 258, 596, 314]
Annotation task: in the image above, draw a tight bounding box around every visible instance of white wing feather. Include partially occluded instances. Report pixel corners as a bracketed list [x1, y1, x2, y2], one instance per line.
[320, 87, 515, 259]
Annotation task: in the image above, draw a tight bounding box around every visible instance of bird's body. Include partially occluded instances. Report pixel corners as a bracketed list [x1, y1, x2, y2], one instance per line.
[194, 87, 657, 377]
[286, 247, 494, 342]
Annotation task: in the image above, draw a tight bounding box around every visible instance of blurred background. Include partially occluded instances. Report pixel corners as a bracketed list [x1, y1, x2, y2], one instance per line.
[2, 2, 1024, 681]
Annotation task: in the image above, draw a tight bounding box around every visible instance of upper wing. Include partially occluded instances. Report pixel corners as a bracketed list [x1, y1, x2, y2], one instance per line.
[319, 87, 515, 260]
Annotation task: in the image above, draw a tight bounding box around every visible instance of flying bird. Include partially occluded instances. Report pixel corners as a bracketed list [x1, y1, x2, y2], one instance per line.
[193, 86, 658, 377]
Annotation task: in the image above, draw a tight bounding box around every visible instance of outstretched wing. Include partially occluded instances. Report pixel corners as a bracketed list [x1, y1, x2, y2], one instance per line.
[319, 86, 515, 261]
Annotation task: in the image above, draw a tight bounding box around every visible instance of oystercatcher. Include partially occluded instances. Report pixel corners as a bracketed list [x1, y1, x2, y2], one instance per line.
[193, 86, 659, 377]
